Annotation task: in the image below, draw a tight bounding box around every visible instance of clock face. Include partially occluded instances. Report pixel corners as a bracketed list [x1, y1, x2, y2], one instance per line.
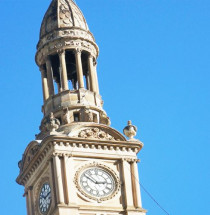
[39, 183, 51, 214]
[80, 167, 115, 198]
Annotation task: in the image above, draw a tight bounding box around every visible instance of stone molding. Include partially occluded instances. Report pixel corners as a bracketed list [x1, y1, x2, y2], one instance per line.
[16, 137, 143, 186]
[74, 161, 121, 202]
[36, 36, 98, 66]
[37, 28, 96, 51]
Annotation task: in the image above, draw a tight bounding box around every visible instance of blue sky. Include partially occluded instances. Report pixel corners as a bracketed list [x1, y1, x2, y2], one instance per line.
[0, 0, 209, 214]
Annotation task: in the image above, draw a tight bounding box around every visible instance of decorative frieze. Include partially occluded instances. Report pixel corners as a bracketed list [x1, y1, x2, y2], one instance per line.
[17, 138, 142, 186]
[77, 128, 117, 141]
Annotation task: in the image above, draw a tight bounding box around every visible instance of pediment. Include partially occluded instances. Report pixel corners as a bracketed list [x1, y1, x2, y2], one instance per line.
[18, 141, 41, 172]
[68, 125, 126, 142]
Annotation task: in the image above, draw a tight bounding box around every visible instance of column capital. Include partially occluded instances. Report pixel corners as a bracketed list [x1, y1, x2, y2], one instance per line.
[57, 49, 65, 56]
[74, 48, 82, 55]
[88, 54, 94, 60]
[52, 153, 59, 158]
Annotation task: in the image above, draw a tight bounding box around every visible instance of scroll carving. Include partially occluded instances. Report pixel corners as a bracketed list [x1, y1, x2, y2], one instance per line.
[77, 128, 117, 141]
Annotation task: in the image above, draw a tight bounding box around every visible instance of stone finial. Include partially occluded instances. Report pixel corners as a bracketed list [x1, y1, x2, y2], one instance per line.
[123, 120, 137, 140]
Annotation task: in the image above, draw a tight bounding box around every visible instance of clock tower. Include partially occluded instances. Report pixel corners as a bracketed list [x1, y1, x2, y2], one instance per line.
[16, 1, 147, 215]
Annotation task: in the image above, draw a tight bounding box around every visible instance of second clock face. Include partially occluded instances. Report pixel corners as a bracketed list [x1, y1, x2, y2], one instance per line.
[39, 183, 51, 214]
[80, 167, 115, 198]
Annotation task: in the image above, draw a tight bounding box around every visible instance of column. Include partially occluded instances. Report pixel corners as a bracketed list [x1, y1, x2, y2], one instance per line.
[46, 56, 55, 96]
[93, 60, 100, 94]
[121, 159, 134, 209]
[64, 156, 78, 205]
[25, 192, 30, 215]
[131, 160, 142, 208]
[53, 155, 65, 204]
[40, 68, 49, 101]
[28, 187, 34, 215]
[58, 50, 69, 91]
[88, 55, 97, 93]
[74, 49, 84, 89]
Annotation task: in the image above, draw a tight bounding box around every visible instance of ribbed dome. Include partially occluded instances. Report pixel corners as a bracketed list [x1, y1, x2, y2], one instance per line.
[40, 0, 89, 38]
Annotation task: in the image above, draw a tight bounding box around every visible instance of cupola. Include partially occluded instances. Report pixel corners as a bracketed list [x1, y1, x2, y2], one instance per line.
[35, 0, 109, 139]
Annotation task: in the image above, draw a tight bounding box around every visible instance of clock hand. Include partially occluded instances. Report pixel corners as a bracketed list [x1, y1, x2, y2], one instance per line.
[85, 173, 97, 183]
[45, 192, 51, 199]
[96, 181, 106, 184]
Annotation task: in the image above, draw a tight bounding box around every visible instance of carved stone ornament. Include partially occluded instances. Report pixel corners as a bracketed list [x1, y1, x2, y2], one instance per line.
[40, 112, 60, 132]
[74, 162, 121, 202]
[62, 107, 71, 124]
[83, 108, 93, 122]
[77, 128, 117, 141]
[100, 111, 111, 126]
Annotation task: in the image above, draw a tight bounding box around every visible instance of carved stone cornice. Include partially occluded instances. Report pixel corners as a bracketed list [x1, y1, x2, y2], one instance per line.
[122, 158, 140, 163]
[16, 136, 143, 186]
[37, 28, 95, 50]
[16, 142, 53, 186]
[36, 36, 98, 66]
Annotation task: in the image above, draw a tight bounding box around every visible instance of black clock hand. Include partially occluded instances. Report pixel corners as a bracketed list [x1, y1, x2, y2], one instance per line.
[85, 173, 97, 183]
[45, 192, 51, 199]
[96, 181, 106, 184]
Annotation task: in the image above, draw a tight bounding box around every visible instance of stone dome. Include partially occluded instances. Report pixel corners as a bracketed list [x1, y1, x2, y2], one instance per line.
[36, 0, 99, 66]
[40, 0, 89, 38]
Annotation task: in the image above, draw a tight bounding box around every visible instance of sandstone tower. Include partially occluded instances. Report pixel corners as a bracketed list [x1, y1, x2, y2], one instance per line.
[16, 1, 147, 215]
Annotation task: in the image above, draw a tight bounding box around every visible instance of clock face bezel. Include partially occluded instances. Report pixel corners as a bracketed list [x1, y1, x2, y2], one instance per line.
[80, 167, 115, 198]
[38, 182, 52, 215]
[74, 162, 120, 202]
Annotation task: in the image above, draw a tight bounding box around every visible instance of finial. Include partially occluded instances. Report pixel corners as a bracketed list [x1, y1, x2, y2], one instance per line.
[123, 120, 138, 140]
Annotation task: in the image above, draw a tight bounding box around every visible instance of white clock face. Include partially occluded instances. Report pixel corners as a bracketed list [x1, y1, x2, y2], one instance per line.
[39, 183, 51, 214]
[80, 167, 115, 198]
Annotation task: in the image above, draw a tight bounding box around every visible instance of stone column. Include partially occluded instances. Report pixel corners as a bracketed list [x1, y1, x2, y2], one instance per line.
[28, 187, 34, 215]
[40, 68, 49, 101]
[93, 60, 100, 94]
[64, 156, 78, 205]
[121, 159, 134, 209]
[53, 155, 65, 204]
[74, 49, 84, 89]
[58, 50, 69, 91]
[88, 55, 97, 93]
[46, 56, 55, 96]
[131, 160, 142, 208]
[25, 192, 30, 215]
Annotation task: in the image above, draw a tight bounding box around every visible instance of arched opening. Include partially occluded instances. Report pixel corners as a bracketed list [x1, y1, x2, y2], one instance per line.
[81, 51, 90, 90]
[50, 54, 61, 94]
[65, 50, 77, 90]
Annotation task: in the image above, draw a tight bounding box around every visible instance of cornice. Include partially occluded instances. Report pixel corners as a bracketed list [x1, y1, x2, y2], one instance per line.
[16, 136, 143, 186]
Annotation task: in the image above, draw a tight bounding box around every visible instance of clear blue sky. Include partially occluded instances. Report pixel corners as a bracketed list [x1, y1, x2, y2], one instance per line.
[0, 0, 209, 214]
